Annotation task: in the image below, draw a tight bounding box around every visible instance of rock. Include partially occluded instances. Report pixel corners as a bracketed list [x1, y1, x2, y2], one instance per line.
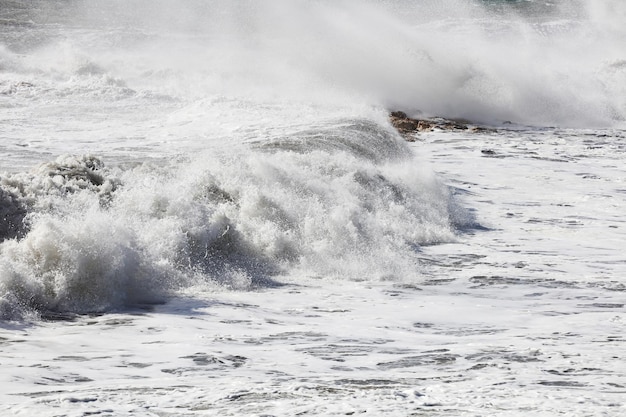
[389, 111, 495, 140]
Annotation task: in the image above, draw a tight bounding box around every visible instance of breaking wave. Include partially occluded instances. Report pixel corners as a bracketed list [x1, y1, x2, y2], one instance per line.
[0, 121, 470, 320]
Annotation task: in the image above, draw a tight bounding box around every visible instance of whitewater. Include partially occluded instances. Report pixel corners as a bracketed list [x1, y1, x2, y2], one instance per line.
[1, 0, 625, 415]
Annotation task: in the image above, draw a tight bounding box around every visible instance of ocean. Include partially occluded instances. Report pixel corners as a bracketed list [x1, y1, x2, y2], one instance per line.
[1, 0, 625, 415]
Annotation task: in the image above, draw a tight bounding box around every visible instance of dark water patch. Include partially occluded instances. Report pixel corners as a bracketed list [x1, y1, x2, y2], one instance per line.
[181, 353, 247, 368]
[213, 301, 261, 310]
[334, 379, 402, 389]
[29, 364, 57, 370]
[161, 354, 247, 376]
[297, 344, 377, 362]
[503, 354, 543, 363]
[413, 321, 505, 337]
[221, 390, 298, 404]
[120, 361, 152, 369]
[467, 363, 497, 371]
[541, 311, 580, 317]
[244, 331, 328, 345]
[330, 365, 354, 372]
[545, 367, 605, 376]
[525, 217, 585, 227]
[552, 332, 581, 338]
[436, 327, 506, 336]
[587, 281, 626, 293]
[17, 389, 67, 399]
[0, 335, 27, 345]
[311, 306, 350, 313]
[423, 348, 452, 354]
[529, 155, 572, 163]
[576, 172, 602, 180]
[422, 278, 457, 286]
[377, 353, 458, 370]
[480, 149, 501, 157]
[187, 389, 305, 413]
[102, 317, 135, 326]
[36, 374, 94, 385]
[39, 311, 81, 322]
[469, 275, 579, 289]
[419, 253, 488, 270]
[391, 283, 423, 293]
[220, 319, 253, 324]
[53, 355, 91, 362]
[63, 396, 98, 403]
[383, 289, 409, 297]
[339, 338, 392, 345]
[577, 303, 624, 309]
[161, 368, 193, 376]
[524, 292, 546, 297]
[538, 380, 588, 388]
[526, 332, 582, 342]
[466, 348, 543, 364]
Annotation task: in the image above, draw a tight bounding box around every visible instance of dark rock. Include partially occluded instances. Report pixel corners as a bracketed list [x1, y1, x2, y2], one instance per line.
[389, 111, 496, 141]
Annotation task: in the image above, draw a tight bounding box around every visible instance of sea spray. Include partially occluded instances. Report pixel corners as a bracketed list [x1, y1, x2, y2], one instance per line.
[3, 0, 625, 135]
[69, 0, 624, 127]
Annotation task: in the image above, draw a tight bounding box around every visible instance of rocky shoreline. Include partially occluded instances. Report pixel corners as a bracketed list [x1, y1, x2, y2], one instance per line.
[389, 111, 494, 141]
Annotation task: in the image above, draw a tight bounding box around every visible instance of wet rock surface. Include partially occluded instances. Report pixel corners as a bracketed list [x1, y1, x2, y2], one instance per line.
[389, 111, 494, 141]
